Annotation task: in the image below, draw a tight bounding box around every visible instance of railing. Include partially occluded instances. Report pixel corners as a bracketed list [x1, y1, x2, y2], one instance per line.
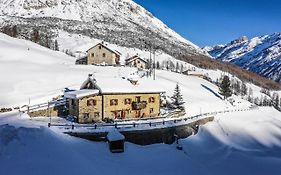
[132, 101, 147, 110]
[48, 107, 257, 132]
[21, 99, 66, 113]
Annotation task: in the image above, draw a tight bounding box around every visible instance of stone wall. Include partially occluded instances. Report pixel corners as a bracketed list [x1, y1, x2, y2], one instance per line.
[28, 105, 65, 117]
[67, 116, 214, 145]
[87, 44, 118, 65]
[103, 93, 161, 120]
[78, 95, 103, 123]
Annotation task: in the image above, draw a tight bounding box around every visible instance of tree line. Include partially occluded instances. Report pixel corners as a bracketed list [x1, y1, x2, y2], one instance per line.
[1, 25, 59, 51]
[216, 75, 281, 111]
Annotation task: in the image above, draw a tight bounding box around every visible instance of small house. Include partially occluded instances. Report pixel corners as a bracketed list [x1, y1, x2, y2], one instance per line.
[64, 74, 165, 123]
[107, 129, 125, 153]
[86, 42, 121, 65]
[125, 55, 147, 69]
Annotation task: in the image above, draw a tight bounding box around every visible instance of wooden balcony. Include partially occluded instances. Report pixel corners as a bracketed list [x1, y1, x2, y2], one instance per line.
[132, 101, 147, 110]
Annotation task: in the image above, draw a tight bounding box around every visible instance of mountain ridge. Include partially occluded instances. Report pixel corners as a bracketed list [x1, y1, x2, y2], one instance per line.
[204, 33, 281, 83]
[0, 0, 204, 58]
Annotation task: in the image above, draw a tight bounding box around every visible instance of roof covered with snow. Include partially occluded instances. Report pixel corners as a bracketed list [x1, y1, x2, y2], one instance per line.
[125, 55, 147, 64]
[64, 89, 99, 99]
[78, 74, 165, 95]
[86, 42, 121, 56]
[95, 77, 165, 94]
[106, 129, 125, 141]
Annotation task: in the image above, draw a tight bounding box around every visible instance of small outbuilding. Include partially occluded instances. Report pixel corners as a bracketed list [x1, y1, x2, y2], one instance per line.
[125, 54, 147, 69]
[106, 129, 125, 153]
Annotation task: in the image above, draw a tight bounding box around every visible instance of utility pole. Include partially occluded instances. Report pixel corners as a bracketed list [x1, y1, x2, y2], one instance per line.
[48, 101, 51, 127]
[149, 43, 152, 78]
[153, 49, 156, 80]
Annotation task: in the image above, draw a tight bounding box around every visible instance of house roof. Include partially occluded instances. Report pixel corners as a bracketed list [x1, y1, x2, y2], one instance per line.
[95, 77, 165, 94]
[79, 74, 165, 94]
[64, 89, 100, 99]
[86, 42, 121, 56]
[125, 55, 147, 64]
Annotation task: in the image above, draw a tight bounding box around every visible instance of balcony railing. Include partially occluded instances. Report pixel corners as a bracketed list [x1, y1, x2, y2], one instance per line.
[132, 101, 147, 110]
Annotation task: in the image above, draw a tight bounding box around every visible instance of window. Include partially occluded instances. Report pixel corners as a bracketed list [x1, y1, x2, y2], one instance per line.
[136, 96, 141, 103]
[149, 97, 155, 103]
[150, 108, 154, 114]
[103, 53, 106, 57]
[94, 112, 100, 118]
[99, 45, 102, 49]
[87, 99, 96, 106]
[71, 99, 76, 107]
[110, 99, 118, 106]
[124, 98, 131, 105]
[91, 53, 95, 57]
[83, 113, 89, 119]
[138, 60, 140, 63]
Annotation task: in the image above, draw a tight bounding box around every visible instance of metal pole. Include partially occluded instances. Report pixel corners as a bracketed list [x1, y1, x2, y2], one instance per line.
[153, 49, 156, 80]
[150, 44, 152, 77]
[48, 101, 51, 126]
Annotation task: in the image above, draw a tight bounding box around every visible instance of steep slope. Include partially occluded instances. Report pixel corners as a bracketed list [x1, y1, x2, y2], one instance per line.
[0, 0, 204, 58]
[205, 33, 281, 83]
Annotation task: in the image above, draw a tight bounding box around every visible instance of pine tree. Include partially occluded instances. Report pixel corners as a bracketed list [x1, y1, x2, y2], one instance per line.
[156, 61, 160, 69]
[176, 62, 179, 73]
[180, 64, 184, 74]
[45, 35, 50, 48]
[32, 28, 40, 43]
[241, 82, 247, 96]
[54, 40, 59, 51]
[11, 25, 18, 37]
[171, 83, 185, 111]
[219, 75, 232, 100]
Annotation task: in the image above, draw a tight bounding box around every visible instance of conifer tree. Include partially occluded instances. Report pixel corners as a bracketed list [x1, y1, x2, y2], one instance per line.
[54, 40, 59, 51]
[241, 82, 247, 96]
[219, 75, 232, 100]
[171, 83, 185, 111]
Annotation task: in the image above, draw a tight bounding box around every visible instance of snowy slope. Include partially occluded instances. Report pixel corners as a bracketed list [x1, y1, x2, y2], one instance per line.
[205, 33, 281, 83]
[0, 0, 205, 58]
[1, 107, 281, 175]
[1, 32, 278, 112]
[0, 28, 281, 175]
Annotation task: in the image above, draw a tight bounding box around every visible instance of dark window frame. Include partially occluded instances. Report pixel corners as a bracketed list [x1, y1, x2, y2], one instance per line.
[110, 99, 118, 106]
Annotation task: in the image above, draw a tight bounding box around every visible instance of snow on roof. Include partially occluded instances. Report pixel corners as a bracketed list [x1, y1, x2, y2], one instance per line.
[95, 76, 165, 94]
[86, 42, 121, 56]
[106, 129, 125, 141]
[64, 89, 99, 99]
[125, 55, 147, 64]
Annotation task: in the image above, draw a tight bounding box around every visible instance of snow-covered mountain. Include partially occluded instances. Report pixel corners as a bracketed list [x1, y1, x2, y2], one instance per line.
[0, 0, 204, 57]
[205, 33, 281, 83]
[1, 33, 281, 175]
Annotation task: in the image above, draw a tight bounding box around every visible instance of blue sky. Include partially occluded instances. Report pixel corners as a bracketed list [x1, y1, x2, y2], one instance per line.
[134, 0, 281, 47]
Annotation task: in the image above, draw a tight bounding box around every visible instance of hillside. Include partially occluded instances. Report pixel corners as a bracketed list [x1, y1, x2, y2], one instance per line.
[0, 0, 204, 58]
[0, 27, 281, 175]
[0, 32, 234, 115]
[205, 33, 281, 83]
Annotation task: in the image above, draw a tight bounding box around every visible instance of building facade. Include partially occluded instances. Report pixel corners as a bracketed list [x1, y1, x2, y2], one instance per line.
[65, 75, 164, 123]
[125, 55, 147, 69]
[87, 43, 121, 65]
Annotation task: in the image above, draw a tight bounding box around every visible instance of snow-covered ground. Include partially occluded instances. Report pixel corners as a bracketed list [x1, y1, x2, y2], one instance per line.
[1, 107, 281, 175]
[1, 33, 281, 175]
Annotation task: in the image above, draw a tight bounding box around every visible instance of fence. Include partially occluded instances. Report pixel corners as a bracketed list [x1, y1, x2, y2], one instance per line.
[48, 107, 256, 132]
[21, 99, 66, 113]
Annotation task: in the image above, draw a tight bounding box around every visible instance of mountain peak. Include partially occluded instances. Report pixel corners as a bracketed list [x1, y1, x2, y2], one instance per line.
[206, 33, 281, 83]
[0, 0, 204, 57]
[230, 36, 248, 45]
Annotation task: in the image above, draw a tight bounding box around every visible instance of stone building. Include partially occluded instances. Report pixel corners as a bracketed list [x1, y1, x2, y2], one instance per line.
[125, 54, 147, 69]
[64, 75, 165, 123]
[86, 42, 121, 65]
